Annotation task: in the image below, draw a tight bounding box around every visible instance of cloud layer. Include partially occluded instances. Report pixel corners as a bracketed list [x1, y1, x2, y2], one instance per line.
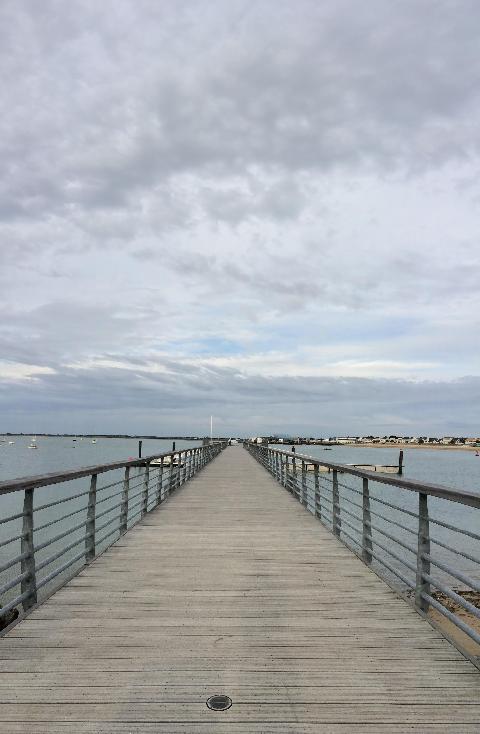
[1, 1, 479, 435]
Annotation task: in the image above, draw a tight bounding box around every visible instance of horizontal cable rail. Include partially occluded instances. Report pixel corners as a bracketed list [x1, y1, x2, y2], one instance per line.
[0, 442, 226, 629]
[245, 442, 480, 665]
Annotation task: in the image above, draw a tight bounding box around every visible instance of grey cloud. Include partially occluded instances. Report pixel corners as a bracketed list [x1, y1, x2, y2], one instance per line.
[0, 0, 479, 437]
[0, 302, 141, 366]
[198, 177, 308, 225]
[1, 359, 479, 436]
[2, 0, 480, 226]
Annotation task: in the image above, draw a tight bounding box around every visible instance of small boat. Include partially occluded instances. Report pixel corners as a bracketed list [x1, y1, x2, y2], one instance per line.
[28, 437, 37, 449]
[8, 441, 15, 445]
[91, 439, 97, 444]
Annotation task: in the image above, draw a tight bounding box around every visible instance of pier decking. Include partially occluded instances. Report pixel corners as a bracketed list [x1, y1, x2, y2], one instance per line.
[1, 446, 480, 732]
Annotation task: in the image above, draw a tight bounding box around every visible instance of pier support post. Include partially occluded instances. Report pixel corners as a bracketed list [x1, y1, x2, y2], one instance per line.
[362, 477, 373, 565]
[21, 488, 37, 611]
[85, 473, 97, 563]
[415, 492, 431, 612]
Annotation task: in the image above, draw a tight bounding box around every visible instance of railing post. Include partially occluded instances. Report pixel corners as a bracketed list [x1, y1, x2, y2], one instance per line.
[142, 464, 149, 515]
[314, 464, 321, 519]
[301, 460, 307, 506]
[183, 451, 187, 484]
[362, 477, 373, 565]
[157, 458, 164, 504]
[332, 469, 341, 537]
[416, 492, 430, 613]
[176, 453, 181, 489]
[85, 473, 97, 563]
[21, 488, 37, 612]
[119, 466, 130, 534]
[168, 458, 175, 495]
[286, 455, 292, 493]
[184, 451, 189, 482]
[292, 449, 298, 499]
[177, 452, 182, 488]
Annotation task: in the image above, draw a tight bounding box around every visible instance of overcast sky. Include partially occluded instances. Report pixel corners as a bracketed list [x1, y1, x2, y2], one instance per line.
[1, 0, 479, 437]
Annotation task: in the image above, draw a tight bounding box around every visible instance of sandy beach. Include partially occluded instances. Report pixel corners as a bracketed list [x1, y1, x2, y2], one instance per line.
[428, 591, 480, 657]
[351, 442, 479, 452]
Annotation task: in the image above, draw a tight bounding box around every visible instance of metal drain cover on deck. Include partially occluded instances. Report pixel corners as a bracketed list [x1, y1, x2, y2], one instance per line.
[206, 694, 232, 711]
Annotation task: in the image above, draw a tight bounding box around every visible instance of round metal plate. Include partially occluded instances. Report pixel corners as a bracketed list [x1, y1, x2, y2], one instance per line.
[206, 694, 232, 711]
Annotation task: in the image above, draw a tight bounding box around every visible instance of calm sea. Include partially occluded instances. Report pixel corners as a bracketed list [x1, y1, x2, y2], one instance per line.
[0, 435, 199, 483]
[273, 443, 480, 493]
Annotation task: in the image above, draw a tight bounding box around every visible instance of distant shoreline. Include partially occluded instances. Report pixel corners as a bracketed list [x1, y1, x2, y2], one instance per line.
[349, 443, 479, 452]
[273, 442, 479, 452]
[2, 435, 478, 452]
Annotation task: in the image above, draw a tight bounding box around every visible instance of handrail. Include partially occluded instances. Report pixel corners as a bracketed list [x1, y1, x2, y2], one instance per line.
[0, 441, 227, 629]
[0, 446, 223, 495]
[269, 447, 480, 508]
[245, 441, 480, 667]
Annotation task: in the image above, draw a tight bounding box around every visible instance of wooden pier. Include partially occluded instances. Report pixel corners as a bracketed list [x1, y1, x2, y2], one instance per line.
[1, 446, 480, 732]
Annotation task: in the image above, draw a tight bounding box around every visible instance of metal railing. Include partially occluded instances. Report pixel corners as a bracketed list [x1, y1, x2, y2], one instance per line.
[246, 442, 480, 663]
[0, 442, 226, 629]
